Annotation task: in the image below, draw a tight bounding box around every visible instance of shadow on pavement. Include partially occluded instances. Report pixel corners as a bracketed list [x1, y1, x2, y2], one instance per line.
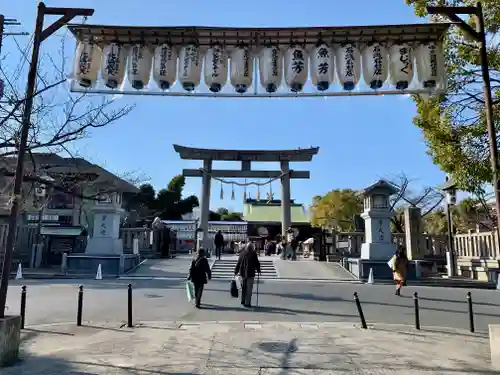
[261, 291, 500, 319]
[403, 295, 500, 307]
[200, 303, 356, 319]
[10, 278, 186, 291]
[3, 355, 201, 374]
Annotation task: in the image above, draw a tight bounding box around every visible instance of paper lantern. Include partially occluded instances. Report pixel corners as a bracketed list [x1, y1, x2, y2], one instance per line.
[335, 43, 361, 91]
[230, 45, 253, 93]
[310, 43, 334, 91]
[127, 44, 153, 90]
[388, 43, 414, 90]
[178, 44, 202, 91]
[259, 45, 282, 93]
[362, 43, 388, 90]
[284, 45, 308, 92]
[153, 44, 177, 90]
[204, 45, 228, 93]
[72, 41, 102, 88]
[101, 43, 127, 89]
[415, 42, 445, 89]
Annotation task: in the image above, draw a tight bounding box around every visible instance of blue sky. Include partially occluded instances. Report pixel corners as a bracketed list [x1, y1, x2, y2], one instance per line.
[1, 0, 449, 212]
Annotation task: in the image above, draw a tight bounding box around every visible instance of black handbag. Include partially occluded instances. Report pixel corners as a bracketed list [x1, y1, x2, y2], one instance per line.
[230, 279, 239, 298]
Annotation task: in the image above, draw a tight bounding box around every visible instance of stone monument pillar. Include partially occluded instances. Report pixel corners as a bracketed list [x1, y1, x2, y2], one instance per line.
[360, 180, 398, 260]
[85, 192, 124, 255]
[404, 207, 427, 260]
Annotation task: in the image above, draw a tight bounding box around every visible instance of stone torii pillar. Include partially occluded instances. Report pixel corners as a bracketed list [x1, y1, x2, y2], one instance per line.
[280, 160, 291, 236]
[199, 159, 212, 251]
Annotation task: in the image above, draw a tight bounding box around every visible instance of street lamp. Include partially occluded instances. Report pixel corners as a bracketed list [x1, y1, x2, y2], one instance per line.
[0, 2, 95, 318]
[426, 2, 500, 248]
[439, 176, 457, 277]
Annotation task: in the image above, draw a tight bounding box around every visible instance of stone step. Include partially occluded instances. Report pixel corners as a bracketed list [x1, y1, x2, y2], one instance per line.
[211, 259, 278, 279]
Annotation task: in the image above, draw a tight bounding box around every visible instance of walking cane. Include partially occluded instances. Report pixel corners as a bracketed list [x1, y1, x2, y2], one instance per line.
[256, 272, 260, 307]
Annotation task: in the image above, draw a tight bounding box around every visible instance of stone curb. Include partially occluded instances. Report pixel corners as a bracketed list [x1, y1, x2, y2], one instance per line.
[20, 320, 488, 336]
[364, 279, 497, 289]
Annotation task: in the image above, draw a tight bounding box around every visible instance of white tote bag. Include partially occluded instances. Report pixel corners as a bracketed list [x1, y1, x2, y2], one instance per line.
[387, 255, 396, 270]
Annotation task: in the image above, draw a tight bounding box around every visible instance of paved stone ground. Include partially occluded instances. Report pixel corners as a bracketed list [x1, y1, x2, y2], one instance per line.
[3, 321, 496, 374]
[6, 279, 500, 331]
[123, 255, 200, 278]
[274, 258, 356, 280]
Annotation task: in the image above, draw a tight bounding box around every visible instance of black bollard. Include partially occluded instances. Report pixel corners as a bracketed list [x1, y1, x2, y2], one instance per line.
[413, 292, 420, 330]
[353, 292, 367, 329]
[77, 285, 84, 326]
[20, 286, 27, 329]
[467, 292, 475, 333]
[127, 284, 133, 328]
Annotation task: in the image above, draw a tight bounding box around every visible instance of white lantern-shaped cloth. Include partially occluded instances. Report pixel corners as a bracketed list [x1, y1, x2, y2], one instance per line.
[72, 41, 102, 88]
[127, 44, 153, 90]
[415, 42, 445, 89]
[204, 45, 228, 93]
[388, 43, 414, 90]
[335, 43, 361, 91]
[310, 43, 334, 91]
[153, 44, 177, 90]
[284, 45, 308, 92]
[230, 45, 253, 94]
[362, 43, 388, 90]
[101, 43, 128, 89]
[178, 44, 202, 91]
[259, 45, 282, 93]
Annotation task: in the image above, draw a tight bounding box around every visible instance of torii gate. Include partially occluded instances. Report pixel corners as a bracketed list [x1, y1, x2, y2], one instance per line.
[173, 144, 319, 250]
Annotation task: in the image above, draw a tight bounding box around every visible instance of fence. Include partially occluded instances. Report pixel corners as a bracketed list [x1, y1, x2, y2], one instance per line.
[0, 225, 38, 276]
[334, 231, 447, 257]
[120, 228, 153, 254]
[454, 230, 500, 259]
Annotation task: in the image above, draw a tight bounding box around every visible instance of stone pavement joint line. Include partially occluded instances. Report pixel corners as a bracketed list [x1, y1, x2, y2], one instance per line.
[3, 322, 496, 374]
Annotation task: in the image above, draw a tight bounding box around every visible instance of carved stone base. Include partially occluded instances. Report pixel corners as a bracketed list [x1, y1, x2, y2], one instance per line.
[0, 315, 21, 366]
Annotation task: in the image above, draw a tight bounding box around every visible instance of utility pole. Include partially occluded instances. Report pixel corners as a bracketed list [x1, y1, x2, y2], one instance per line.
[0, 2, 94, 318]
[427, 2, 500, 244]
[0, 16, 28, 100]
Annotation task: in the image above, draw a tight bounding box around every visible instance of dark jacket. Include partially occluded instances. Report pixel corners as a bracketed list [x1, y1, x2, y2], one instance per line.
[234, 249, 261, 278]
[188, 256, 212, 284]
[214, 232, 224, 247]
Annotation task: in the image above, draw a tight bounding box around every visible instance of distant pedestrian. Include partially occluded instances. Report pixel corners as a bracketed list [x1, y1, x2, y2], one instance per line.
[392, 248, 408, 296]
[214, 230, 224, 260]
[286, 227, 297, 260]
[188, 248, 212, 308]
[234, 242, 261, 308]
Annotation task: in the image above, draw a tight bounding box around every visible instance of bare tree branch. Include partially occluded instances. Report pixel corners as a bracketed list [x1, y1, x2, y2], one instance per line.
[0, 35, 135, 163]
[386, 173, 445, 233]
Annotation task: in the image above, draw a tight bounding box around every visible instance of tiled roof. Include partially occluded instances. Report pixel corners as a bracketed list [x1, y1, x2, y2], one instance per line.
[0, 154, 138, 193]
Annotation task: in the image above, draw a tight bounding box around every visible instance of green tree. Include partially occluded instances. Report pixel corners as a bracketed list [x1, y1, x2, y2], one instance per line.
[422, 197, 488, 234]
[128, 175, 199, 221]
[210, 207, 244, 221]
[310, 189, 363, 231]
[405, 0, 500, 193]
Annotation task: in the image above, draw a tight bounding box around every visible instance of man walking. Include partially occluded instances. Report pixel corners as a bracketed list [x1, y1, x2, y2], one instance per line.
[214, 230, 224, 260]
[188, 248, 212, 308]
[234, 242, 261, 308]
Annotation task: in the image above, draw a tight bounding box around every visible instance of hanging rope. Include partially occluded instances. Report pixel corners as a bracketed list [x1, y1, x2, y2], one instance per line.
[243, 178, 247, 202]
[198, 168, 289, 187]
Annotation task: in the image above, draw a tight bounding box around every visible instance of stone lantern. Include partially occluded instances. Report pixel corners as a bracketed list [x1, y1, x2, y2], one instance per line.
[360, 180, 399, 260]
